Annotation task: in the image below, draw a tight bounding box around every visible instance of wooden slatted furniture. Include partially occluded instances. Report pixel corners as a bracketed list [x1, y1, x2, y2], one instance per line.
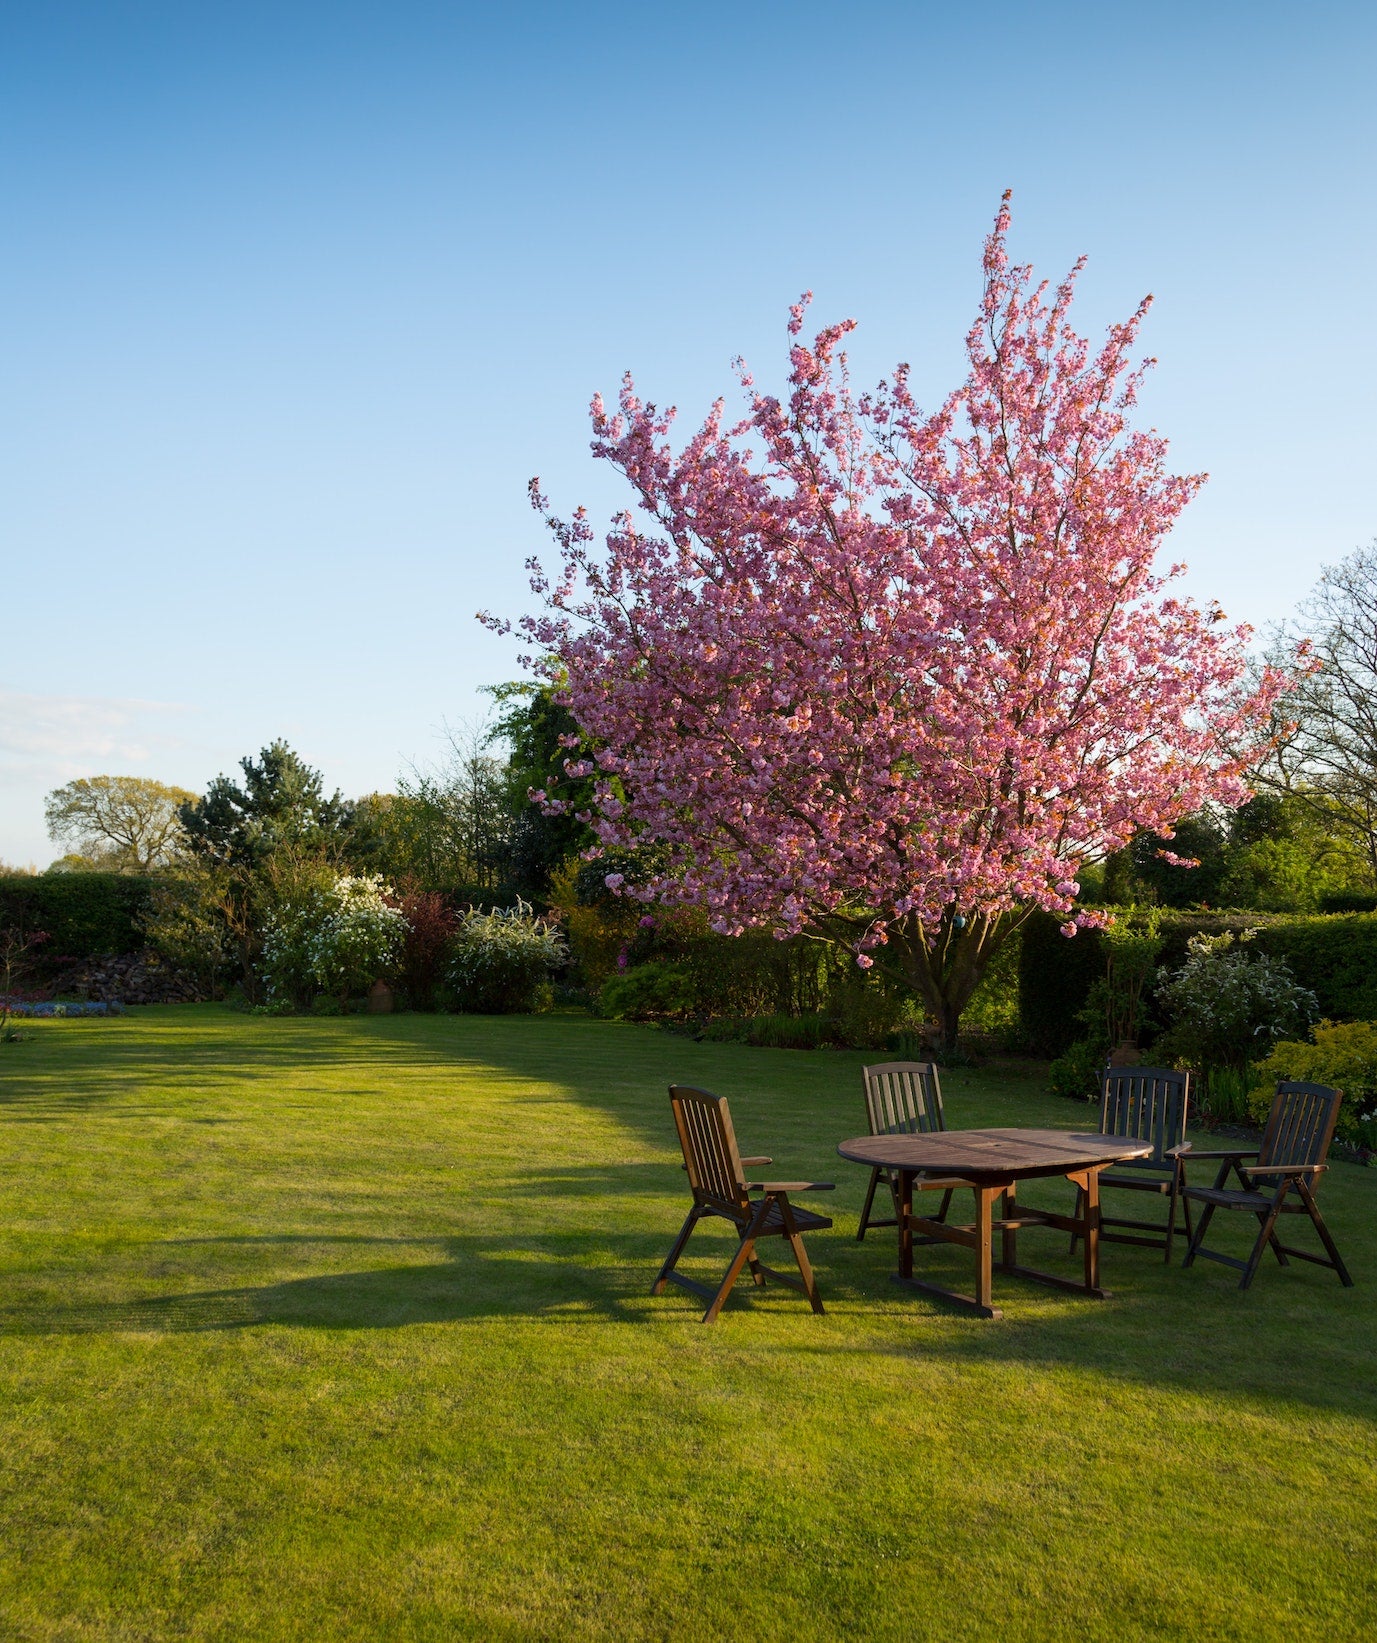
[837, 1128, 1153, 1319]
[1182, 1080, 1354, 1291]
[654, 1085, 835, 1324]
[856, 1061, 968, 1242]
[1069, 1066, 1193, 1263]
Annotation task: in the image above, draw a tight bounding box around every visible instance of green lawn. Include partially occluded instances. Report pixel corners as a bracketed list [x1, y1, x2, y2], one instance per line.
[0, 1007, 1373, 1641]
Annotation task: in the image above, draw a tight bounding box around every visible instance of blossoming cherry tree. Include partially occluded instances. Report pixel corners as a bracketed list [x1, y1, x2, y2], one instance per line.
[489, 197, 1286, 1047]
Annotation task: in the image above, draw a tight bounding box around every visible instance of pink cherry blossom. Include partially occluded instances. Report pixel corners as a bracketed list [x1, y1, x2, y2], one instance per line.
[484, 195, 1290, 1046]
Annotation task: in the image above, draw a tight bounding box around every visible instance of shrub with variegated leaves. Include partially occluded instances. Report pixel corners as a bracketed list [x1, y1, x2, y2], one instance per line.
[448, 899, 566, 1014]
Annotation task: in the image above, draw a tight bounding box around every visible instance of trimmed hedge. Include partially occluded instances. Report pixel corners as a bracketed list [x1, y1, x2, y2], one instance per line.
[1018, 907, 1377, 1056]
[1017, 914, 1107, 1057]
[0, 873, 154, 959]
[1254, 917, 1377, 1021]
[1319, 890, 1377, 914]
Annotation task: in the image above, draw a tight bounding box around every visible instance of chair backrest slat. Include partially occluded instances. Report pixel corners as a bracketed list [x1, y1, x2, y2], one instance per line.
[669, 1085, 750, 1214]
[1097, 1066, 1190, 1166]
[1259, 1080, 1342, 1170]
[862, 1062, 945, 1138]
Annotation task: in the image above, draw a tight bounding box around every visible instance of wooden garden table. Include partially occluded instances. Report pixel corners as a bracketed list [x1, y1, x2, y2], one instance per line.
[837, 1128, 1155, 1319]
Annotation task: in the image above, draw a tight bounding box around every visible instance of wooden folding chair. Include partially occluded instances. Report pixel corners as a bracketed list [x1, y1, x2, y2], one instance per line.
[1182, 1080, 1354, 1291]
[1069, 1066, 1193, 1263]
[856, 1061, 968, 1242]
[653, 1085, 834, 1323]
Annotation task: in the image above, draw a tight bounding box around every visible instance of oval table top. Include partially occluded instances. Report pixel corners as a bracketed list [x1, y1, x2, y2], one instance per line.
[836, 1127, 1154, 1182]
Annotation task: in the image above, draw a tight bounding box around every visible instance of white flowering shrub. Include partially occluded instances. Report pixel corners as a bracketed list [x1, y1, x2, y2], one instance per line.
[308, 875, 409, 998]
[1154, 930, 1317, 1074]
[262, 875, 409, 1003]
[448, 899, 567, 1014]
[260, 899, 321, 1004]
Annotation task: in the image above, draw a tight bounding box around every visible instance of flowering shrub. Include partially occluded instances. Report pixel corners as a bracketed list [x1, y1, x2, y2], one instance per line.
[1250, 1020, 1377, 1151]
[259, 897, 320, 1004]
[306, 876, 409, 999]
[261, 875, 409, 1003]
[1154, 931, 1317, 1073]
[448, 900, 566, 1014]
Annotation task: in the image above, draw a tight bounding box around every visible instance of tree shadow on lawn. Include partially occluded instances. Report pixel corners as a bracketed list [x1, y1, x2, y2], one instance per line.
[0, 1229, 684, 1336]
[7, 1014, 1371, 1418]
[3, 1218, 1372, 1421]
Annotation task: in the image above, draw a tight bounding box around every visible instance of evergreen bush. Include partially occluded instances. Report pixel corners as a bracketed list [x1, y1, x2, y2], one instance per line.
[598, 962, 696, 1021]
[1018, 912, 1107, 1057]
[1153, 931, 1317, 1074]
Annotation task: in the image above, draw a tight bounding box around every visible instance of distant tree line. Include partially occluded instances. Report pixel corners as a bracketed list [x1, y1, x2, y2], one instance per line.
[1095, 541, 1377, 914]
[33, 687, 592, 1000]
[25, 540, 1377, 1009]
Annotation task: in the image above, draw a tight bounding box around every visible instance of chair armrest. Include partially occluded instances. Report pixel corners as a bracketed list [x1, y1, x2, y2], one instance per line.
[1178, 1148, 1259, 1160]
[1244, 1162, 1328, 1178]
[1165, 1143, 1193, 1159]
[750, 1181, 836, 1194]
[740, 1156, 773, 1167]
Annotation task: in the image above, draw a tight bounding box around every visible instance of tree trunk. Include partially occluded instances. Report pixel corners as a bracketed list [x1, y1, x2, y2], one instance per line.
[894, 910, 1021, 1053]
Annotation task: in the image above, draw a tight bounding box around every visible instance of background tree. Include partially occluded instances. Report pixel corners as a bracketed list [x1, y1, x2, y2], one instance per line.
[495, 196, 1287, 1047]
[45, 776, 197, 872]
[1103, 793, 1357, 912]
[1258, 541, 1377, 886]
[178, 741, 353, 869]
[353, 727, 513, 896]
[178, 742, 353, 995]
[488, 683, 597, 900]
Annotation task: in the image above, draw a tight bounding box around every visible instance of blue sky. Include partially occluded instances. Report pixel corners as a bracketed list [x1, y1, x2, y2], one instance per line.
[2, 0, 1374, 864]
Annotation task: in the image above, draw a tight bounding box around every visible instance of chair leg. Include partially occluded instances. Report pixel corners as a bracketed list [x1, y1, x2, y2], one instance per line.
[1298, 1178, 1355, 1287]
[1260, 1210, 1290, 1266]
[702, 1200, 772, 1324]
[748, 1252, 766, 1287]
[1240, 1184, 1291, 1291]
[934, 1188, 953, 1225]
[653, 1208, 701, 1294]
[857, 1167, 882, 1241]
[779, 1197, 825, 1316]
[1165, 1167, 1182, 1264]
[1183, 1200, 1215, 1268]
[703, 1239, 760, 1323]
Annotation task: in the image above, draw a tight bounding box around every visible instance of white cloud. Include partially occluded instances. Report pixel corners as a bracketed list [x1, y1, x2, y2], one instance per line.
[0, 690, 194, 866]
[0, 689, 189, 768]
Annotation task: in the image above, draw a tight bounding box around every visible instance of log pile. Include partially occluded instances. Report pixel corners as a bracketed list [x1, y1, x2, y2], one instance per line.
[68, 950, 205, 1005]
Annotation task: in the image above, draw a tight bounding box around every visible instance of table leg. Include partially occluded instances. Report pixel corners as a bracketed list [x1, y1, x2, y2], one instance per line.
[975, 1186, 994, 1313]
[1001, 1180, 1018, 1270]
[1082, 1167, 1102, 1292]
[898, 1170, 914, 1280]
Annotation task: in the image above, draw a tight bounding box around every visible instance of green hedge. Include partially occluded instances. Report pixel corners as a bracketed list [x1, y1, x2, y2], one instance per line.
[0, 873, 154, 959]
[1017, 914, 1107, 1057]
[1250, 918, 1377, 1021]
[1018, 907, 1377, 1056]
